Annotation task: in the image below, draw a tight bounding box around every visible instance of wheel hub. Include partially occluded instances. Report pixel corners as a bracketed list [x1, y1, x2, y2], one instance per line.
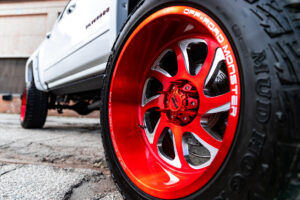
[162, 80, 199, 125]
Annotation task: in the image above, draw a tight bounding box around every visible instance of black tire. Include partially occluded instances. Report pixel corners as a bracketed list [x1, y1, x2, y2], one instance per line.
[100, 0, 300, 199]
[21, 81, 48, 129]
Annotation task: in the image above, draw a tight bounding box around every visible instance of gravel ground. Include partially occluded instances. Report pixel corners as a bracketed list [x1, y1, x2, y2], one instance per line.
[0, 114, 122, 200]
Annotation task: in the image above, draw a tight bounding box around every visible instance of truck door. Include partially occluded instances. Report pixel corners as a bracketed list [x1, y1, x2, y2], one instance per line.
[38, 0, 116, 88]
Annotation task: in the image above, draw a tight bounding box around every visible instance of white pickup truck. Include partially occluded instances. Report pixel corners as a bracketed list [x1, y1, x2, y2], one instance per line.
[21, 0, 300, 199]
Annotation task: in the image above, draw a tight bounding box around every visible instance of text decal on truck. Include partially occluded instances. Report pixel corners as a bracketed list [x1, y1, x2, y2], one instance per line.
[86, 7, 110, 29]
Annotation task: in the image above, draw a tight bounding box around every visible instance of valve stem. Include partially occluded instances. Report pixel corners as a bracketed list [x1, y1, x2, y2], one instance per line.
[138, 124, 146, 129]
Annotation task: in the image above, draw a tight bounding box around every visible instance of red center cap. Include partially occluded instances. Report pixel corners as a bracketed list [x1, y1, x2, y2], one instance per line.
[168, 91, 183, 112]
[164, 81, 199, 125]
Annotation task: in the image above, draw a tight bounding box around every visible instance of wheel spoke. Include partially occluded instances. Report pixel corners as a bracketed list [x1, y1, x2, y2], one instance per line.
[186, 117, 221, 149]
[172, 43, 190, 78]
[206, 102, 230, 114]
[204, 48, 225, 87]
[169, 125, 190, 169]
[199, 92, 231, 115]
[194, 40, 220, 89]
[182, 132, 219, 169]
[149, 115, 168, 145]
[178, 39, 209, 77]
[148, 69, 172, 85]
[141, 94, 164, 115]
[151, 49, 174, 77]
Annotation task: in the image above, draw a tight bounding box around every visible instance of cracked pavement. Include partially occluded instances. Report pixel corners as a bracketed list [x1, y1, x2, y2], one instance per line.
[0, 113, 299, 200]
[0, 114, 122, 200]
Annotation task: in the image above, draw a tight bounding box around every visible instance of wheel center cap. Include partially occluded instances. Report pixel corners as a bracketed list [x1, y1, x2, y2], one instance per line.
[163, 80, 199, 125]
[168, 90, 183, 112]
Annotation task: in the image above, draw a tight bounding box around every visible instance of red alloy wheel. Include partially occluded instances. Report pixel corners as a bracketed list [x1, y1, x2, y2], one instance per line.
[21, 89, 27, 122]
[108, 6, 241, 199]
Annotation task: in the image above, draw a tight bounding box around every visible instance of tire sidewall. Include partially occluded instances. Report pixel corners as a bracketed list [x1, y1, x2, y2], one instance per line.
[21, 81, 48, 129]
[21, 83, 32, 127]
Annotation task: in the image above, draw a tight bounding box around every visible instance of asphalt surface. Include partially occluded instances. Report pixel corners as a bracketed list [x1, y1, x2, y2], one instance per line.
[0, 114, 121, 200]
[0, 114, 299, 200]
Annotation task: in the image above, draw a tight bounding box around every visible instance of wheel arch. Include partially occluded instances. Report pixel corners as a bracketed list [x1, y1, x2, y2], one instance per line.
[25, 54, 48, 92]
[25, 59, 33, 84]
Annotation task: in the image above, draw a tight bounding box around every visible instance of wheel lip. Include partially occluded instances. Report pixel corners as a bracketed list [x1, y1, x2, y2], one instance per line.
[20, 88, 27, 122]
[108, 6, 241, 199]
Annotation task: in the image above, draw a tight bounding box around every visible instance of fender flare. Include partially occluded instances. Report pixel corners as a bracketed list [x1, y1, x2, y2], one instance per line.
[25, 54, 48, 92]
